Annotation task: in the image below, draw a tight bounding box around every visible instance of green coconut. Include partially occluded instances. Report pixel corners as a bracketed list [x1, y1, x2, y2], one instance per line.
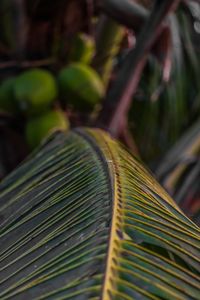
[14, 69, 58, 115]
[58, 63, 105, 112]
[0, 77, 18, 113]
[25, 110, 69, 149]
[68, 33, 95, 64]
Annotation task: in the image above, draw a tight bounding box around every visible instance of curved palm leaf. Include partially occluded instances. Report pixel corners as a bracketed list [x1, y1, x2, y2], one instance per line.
[0, 128, 199, 299]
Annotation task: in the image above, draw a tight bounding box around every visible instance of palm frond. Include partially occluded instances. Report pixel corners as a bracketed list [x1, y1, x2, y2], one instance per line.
[0, 129, 199, 299]
[128, 4, 200, 164]
[156, 119, 200, 224]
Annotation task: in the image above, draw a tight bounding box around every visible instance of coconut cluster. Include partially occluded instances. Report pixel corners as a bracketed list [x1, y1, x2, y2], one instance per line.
[0, 33, 105, 149]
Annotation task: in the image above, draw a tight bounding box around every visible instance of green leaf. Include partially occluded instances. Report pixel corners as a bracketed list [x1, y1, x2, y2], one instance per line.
[0, 129, 199, 299]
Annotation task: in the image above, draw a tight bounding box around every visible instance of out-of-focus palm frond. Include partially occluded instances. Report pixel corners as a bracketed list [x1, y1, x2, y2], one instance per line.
[129, 4, 200, 164]
[0, 129, 199, 299]
[156, 119, 200, 224]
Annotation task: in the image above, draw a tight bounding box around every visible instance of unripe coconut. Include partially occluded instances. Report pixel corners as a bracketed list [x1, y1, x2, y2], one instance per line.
[68, 33, 95, 64]
[14, 69, 58, 115]
[0, 77, 18, 113]
[58, 63, 105, 112]
[25, 110, 69, 149]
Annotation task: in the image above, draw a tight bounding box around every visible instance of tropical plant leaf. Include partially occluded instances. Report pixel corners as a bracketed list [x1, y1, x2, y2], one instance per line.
[156, 119, 200, 224]
[0, 128, 199, 299]
[128, 3, 200, 164]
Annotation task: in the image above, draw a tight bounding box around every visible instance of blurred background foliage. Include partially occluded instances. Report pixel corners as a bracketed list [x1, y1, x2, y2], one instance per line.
[129, 3, 200, 165]
[0, 0, 199, 224]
